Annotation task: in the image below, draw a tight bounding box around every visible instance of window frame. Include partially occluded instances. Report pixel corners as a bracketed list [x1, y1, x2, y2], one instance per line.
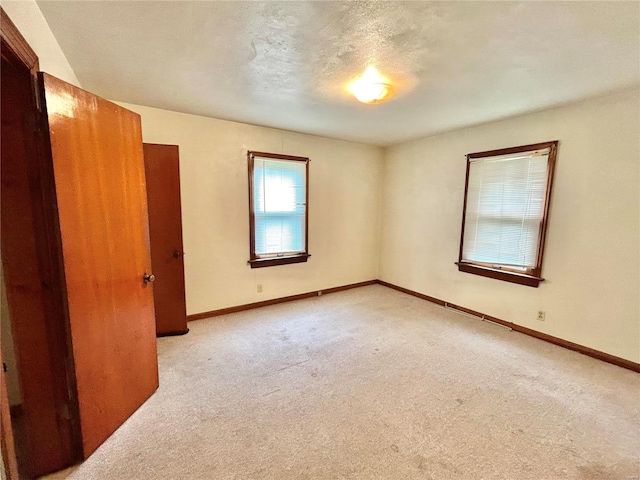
[456, 141, 558, 287]
[247, 150, 310, 269]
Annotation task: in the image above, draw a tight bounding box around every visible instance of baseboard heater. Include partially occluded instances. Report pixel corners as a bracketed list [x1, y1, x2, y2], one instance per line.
[443, 302, 513, 331]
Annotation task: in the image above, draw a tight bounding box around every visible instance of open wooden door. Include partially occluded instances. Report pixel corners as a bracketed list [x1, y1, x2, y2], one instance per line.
[39, 72, 159, 458]
[143, 144, 188, 337]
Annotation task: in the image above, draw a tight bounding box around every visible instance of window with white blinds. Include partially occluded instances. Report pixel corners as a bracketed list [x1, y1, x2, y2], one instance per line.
[458, 142, 557, 287]
[248, 151, 309, 268]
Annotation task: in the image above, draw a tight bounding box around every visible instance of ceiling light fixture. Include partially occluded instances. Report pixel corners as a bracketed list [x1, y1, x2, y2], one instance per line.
[349, 66, 395, 104]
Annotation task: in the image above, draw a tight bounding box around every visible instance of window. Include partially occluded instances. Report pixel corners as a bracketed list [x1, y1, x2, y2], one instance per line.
[248, 151, 309, 268]
[457, 141, 558, 287]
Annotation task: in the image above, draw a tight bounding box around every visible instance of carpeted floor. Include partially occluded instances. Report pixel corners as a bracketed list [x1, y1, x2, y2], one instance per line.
[43, 285, 639, 479]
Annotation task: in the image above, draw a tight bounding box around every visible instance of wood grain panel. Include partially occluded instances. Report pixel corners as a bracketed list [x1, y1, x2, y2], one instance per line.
[143, 144, 188, 336]
[40, 73, 159, 458]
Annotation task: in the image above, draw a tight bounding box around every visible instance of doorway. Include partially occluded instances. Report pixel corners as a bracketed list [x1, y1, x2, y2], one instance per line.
[1, 31, 79, 478]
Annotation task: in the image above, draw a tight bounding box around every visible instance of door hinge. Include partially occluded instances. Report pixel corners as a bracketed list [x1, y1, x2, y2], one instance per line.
[2, 362, 7, 373]
[31, 74, 43, 112]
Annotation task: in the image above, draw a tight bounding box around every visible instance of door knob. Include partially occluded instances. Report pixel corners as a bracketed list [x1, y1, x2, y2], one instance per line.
[173, 250, 185, 258]
[143, 273, 155, 284]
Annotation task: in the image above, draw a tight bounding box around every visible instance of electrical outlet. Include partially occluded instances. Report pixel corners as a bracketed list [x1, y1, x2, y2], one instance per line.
[257, 284, 263, 293]
[537, 310, 546, 321]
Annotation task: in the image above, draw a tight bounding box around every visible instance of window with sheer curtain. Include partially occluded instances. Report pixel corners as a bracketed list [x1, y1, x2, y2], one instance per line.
[457, 141, 558, 287]
[248, 151, 309, 268]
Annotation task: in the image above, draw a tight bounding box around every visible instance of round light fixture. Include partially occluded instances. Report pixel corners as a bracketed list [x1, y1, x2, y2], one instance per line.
[349, 66, 395, 104]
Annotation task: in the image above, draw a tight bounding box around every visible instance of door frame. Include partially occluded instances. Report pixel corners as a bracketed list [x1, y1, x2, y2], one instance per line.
[1, 7, 82, 477]
[0, 8, 38, 75]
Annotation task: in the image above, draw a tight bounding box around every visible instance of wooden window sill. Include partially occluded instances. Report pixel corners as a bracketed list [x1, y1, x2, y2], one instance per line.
[248, 254, 310, 269]
[456, 262, 543, 287]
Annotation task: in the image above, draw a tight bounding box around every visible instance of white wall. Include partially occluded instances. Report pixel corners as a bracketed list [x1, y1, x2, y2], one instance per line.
[118, 103, 384, 315]
[2, 0, 80, 86]
[380, 88, 640, 363]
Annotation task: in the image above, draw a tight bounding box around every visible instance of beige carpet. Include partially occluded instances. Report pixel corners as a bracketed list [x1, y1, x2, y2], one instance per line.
[43, 285, 639, 479]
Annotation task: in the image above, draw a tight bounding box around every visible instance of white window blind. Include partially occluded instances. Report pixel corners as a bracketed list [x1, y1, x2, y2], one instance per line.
[253, 157, 306, 256]
[462, 148, 550, 271]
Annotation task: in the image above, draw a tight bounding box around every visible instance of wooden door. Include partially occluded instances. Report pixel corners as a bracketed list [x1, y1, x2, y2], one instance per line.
[143, 144, 188, 336]
[39, 73, 159, 458]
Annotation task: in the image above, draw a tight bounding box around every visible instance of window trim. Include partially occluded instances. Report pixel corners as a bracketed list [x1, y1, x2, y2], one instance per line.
[456, 140, 558, 287]
[247, 150, 310, 269]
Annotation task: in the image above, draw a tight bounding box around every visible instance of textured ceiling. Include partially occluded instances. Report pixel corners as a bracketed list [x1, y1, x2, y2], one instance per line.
[37, 1, 639, 146]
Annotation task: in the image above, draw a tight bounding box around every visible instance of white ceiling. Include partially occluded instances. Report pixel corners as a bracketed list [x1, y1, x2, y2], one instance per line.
[37, 1, 639, 146]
